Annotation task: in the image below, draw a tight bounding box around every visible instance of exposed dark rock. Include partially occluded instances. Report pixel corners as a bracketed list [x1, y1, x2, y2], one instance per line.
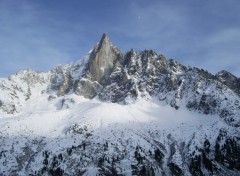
[215, 129, 240, 170]
[57, 73, 73, 96]
[168, 163, 184, 176]
[48, 95, 56, 101]
[59, 98, 75, 110]
[216, 70, 240, 95]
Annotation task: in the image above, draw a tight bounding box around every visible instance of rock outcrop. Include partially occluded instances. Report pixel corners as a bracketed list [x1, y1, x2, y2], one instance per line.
[216, 70, 240, 95]
[89, 33, 122, 84]
[74, 33, 122, 98]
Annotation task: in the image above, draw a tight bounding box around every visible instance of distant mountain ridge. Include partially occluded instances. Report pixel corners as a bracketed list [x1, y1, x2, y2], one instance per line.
[0, 33, 239, 175]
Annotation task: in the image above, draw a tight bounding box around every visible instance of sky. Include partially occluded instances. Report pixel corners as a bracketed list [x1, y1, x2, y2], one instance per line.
[0, 0, 240, 77]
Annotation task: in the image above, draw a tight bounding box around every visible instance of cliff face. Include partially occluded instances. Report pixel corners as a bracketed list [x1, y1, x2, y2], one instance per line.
[73, 33, 122, 98]
[89, 33, 121, 83]
[0, 33, 240, 176]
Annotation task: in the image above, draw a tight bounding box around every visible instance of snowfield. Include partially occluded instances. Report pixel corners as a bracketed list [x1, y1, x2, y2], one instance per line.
[0, 94, 222, 140]
[1, 93, 235, 175]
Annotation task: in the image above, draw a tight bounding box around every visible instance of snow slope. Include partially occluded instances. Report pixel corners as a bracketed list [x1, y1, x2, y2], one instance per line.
[1, 93, 238, 175]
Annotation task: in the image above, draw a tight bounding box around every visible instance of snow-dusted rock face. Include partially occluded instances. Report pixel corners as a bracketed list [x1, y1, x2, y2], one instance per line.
[88, 33, 122, 83]
[0, 70, 50, 114]
[74, 33, 123, 99]
[0, 33, 240, 175]
[216, 70, 240, 96]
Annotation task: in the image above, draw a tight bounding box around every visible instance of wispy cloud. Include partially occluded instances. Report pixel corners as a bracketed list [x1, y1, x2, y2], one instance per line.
[111, 0, 240, 76]
[197, 28, 240, 75]
[0, 0, 240, 77]
[112, 1, 188, 49]
[0, 0, 85, 77]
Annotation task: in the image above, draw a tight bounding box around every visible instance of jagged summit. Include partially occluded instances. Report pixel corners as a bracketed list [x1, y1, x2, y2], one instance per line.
[0, 33, 240, 175]
[216, 70, 240, 95]
[92, 33, 115, 55]
[88, 33, 122, 83]
[98, 32, 111, 48]
[73, 33, 123, 99]
[216, 70, 237, 79]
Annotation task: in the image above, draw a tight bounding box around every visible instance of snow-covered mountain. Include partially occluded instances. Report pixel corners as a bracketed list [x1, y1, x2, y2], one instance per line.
[0, 33, 240, 176]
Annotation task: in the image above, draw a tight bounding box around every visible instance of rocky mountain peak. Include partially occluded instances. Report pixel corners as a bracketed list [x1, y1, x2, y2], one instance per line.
[216, 70, 240, 95]
[216, 70, 237, 80]
[88, 33, 122, 83]
[98, 32, 111, 48]
[73, 33, 122, 99]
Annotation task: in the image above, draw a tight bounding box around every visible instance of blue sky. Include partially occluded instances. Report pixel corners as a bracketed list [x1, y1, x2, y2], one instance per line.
[0, 0, 240, 77]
